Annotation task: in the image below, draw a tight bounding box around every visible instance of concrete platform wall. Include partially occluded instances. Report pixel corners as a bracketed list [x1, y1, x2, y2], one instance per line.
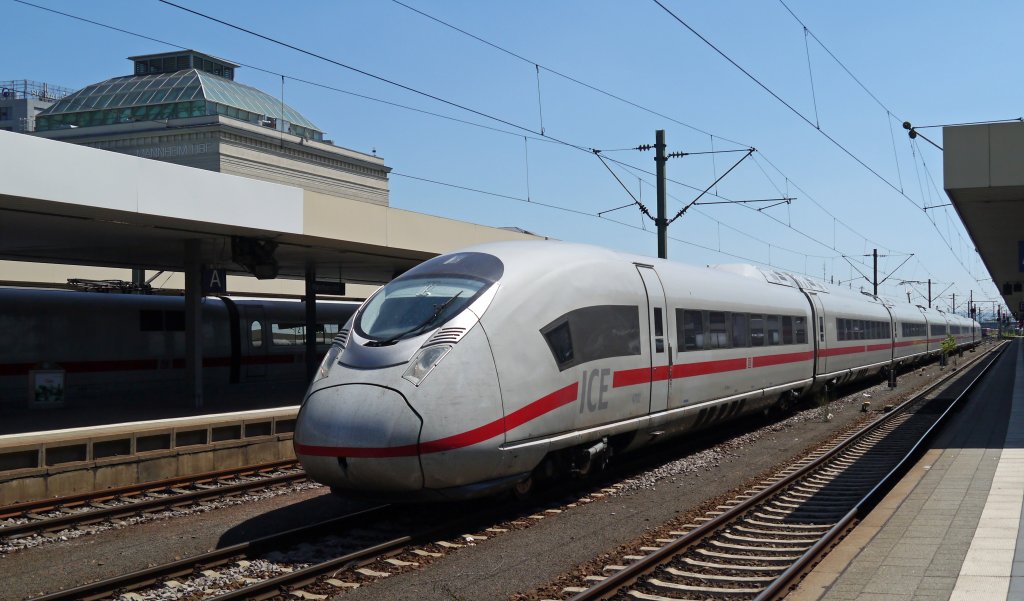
[0, 407, 298, 504]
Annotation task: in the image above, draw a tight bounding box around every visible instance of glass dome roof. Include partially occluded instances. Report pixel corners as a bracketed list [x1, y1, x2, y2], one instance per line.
[38, 69, 321, 135]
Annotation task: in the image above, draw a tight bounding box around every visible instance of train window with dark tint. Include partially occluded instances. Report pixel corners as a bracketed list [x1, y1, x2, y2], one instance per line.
[766, 315, 781, 345]
[794, 316, 807, 344]
[732, 313, 749, 347]
[707, 311, 730, 349]
[836, 318, 846, 341]
[781, 316, 794, 345]
[654, 308, 664, 337]
[272, 323, 304, 346]
[750, 315, 765, 347]
[250, 321, 263, 348]
[679, 310, 705, 351]
[541, 305, 641, 371]
[164, 310, 185, 332]
[140, 310, 163, 331]
[543, 321, 573, 366]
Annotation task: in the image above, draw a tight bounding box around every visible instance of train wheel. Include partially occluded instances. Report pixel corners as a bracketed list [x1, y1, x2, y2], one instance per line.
[512, 474, 534, 499]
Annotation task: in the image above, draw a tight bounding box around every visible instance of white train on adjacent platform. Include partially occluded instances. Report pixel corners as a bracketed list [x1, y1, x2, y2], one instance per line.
[0, 288, 358, 405]
[294, 241, 979, 501]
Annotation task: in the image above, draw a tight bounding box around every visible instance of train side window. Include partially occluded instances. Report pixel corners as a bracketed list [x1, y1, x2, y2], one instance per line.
[654, 307, 664, 337]
[679, 309, 704, 351]
[140, 310, 163, 332]
[766, 315, 781, 345]
[782, 316, 794, 345]
[750, 315, 765, 347]
[541, 305, 641, 371]
[250, 321, 263, 348]
[794, 316, 807, 344]
[542, 321, 574, 366]
[272, 323, 305, 346]
[836, 318, 845, 342]
[164, 310, 185, 332]
[320, 323, 340, 344]
[732, 313, 749, 347]
[707, 311, 730, 349]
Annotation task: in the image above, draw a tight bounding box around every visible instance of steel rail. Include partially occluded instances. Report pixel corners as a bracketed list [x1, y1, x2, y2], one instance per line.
[756, 341, 1009, 600]
[1, 470, 305, 539]
[31, 504, 395, 601]
[0, 459, 298, 519]
[570, 342, 1005, 600]
[205, 496, 533, 600]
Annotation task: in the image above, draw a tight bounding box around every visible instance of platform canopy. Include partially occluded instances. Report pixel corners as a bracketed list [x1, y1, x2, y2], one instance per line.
[0, 130, 538, 288]
[944, 122, 1024, 320]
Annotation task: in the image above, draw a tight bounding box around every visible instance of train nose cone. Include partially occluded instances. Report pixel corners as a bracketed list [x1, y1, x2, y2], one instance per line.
[295, 384, 424, 493]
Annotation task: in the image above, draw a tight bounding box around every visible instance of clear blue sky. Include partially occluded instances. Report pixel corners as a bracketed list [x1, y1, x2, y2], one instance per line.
[6, 0, 1019, 319]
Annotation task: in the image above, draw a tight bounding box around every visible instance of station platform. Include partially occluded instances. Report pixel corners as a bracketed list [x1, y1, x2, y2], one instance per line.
[792, 339, 1024, 601]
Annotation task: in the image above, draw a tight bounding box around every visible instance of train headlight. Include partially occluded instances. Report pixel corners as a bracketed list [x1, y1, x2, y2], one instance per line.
[314, 343, 344, 382]
[403, 344, 452, 386]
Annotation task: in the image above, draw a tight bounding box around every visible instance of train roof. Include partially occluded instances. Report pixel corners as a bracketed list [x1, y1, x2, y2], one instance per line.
[455, 240, 979, 326]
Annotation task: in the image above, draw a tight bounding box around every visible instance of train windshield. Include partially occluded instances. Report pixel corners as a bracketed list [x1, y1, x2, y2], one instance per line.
[356, 252, 503, 344]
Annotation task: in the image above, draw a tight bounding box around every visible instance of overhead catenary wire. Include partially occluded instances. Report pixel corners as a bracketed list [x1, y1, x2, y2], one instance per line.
[393, 170, 828, 278]
[389, 0, 916, 268]
[25, 0, 912, 284]
[15, 0, 992, 301]
[20, 0, 849, 269]
[388, 0, 749, 148]
[651, 0, 988, 291]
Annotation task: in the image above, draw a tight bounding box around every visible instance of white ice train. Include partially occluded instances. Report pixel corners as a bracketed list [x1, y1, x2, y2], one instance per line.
[294, 241, 979, 501]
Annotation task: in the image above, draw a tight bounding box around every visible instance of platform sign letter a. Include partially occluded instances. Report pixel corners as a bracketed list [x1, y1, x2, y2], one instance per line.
[202, 267, 226, 294]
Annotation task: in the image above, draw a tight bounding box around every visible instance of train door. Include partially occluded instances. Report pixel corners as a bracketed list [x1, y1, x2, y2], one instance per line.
[804, 292, 828, 378]
[636, 265, 670, 414]
[242, 305, 268, 379]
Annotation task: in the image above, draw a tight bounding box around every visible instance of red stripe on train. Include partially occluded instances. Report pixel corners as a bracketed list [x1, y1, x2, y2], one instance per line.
[752, 351, 814, 368]
[295, 383, 580, 458]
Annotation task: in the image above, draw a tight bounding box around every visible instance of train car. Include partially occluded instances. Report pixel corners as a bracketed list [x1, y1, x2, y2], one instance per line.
[0, 287, 358, 406]
[891, 302, 930, 366]
[294, 240, 978, 501]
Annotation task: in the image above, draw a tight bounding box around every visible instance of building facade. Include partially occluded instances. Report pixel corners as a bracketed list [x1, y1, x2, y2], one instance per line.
[0, 80, 72, 133]
[33, 51, 389, 206]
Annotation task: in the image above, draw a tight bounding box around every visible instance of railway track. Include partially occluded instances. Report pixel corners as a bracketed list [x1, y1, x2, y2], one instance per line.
[15, 349, 994, 600]
[30, 493, 549, 601]
[0, 460, 305, 540]
[562, 343, 1005, 601]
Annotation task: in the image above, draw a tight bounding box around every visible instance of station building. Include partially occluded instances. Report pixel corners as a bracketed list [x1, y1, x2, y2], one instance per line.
[6, 50, 407, 298]
[33, 50, 388, 207]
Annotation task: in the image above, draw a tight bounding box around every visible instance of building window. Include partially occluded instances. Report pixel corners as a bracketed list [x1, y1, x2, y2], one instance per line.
[0, 106, 9, 121]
